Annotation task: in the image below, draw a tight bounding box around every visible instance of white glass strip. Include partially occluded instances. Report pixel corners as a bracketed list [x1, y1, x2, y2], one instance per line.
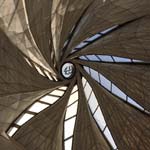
[79, 56, 88, 60]
[80, 54, 144, 63]
[75, 42, 87, 49]
[100, 74, 111, 91]
[40, 95, 59, 104]
[113, 56, 131, 62]
[82, 79, 117, 149]
[64, 117, 76, 139]
[88, 92, 99, 114]
[89, 68, 100, 82]
[59, 86, 67, 90]
[94, 107, 106, 130]
[64, 138, 73, 150]
[65, 102, 78, 120]
[82, 77, 87, 87]
[104, 127, 117, 149]
[84, 81, 92, 100]
[86, 55, 100, 61]
[101, 25, 118, 34]
[112, 84, 126, 101]
[98, 55, 113, 62]
[84, 66, 145, 112]
[83, 66, 90, 74]
[67, 91, 78, 106]
[132, 59, 143, 63]
[50, 90, 64, 96]
[71, 85, 78, 93]
[127, 97, 144, 111]
[28, 102, 49, 113]
[85, 34, 101, 42]
[7, 127, 18, 137]
[15, 113, 34, 126]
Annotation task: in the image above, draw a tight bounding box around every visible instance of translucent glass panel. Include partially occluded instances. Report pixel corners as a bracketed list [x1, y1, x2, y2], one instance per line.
[82, 78, 117, 149]
[65, 102, 78, 120]
[50, 90, 64, 96]
[80, 54, 144, 63]
[28, 102, 49, 113]
[83, 66, 145, 112]
[64, 85, 79, 150]
[71, 26, 118, 53]
[7, 87, 67, 137]
[7, 127, 18, 137]
[64, 138, 73, 150]
[40, 95, 59, 104]
[15, 113, 34, 126]
[64, 117, 76, 139]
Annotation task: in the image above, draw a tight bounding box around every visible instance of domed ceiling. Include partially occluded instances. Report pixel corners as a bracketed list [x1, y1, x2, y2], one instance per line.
[0, 0, 150, 150]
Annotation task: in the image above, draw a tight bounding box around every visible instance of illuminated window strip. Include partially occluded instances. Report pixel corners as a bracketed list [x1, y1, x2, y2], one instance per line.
[71, 25, 118, 53]
[64, 86, 79, 150]
[7, 87, 67, 137]
[82, 78, 117, 149]
[80, 55, 144, 63]
[83, 66, 148, 113]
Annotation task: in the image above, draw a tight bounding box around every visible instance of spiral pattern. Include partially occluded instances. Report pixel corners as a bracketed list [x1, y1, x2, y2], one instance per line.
[0, 0, 150, 150]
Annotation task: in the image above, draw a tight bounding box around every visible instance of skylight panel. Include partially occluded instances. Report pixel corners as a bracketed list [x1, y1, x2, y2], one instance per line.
[28, 102, 49, 113]
[100, 74, 111, 91]
[40, 95, 59, 104]
[84, 66, 146, 112]
[50, 90, 64, 96]
[82, 77, 87, 87]
[98, 55, 113, 62]
[83, 66, 90, 74]
[7, 127, 18, 137]
[89, 68, 100, 82]
[86, 55, 100, 61]
[65, 102, 78, 120]
[88, 92, 99, 114]
[94, 107, 106, 130]
[113, 56, 131, 62]
[79, 56, 88, 60]
[64, 138, 73, 150]
[84, 82, 92, 100]
[104, 127, 117, 149]
[111, 84, 126, 101]
[132, 59, 143, 63]
[75, 42, 87, 49]
[15, 113, 34, 126]
[127, 97, 144, 111]
[64, 117, 76, 139]
[71, 85, 78, 93]
[59, 86, 67, 90]
[82, 78, 117, 149]
[101, 25, 118, 34]
[67, 91, 78, 106]
[85, 34, 101, 42]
